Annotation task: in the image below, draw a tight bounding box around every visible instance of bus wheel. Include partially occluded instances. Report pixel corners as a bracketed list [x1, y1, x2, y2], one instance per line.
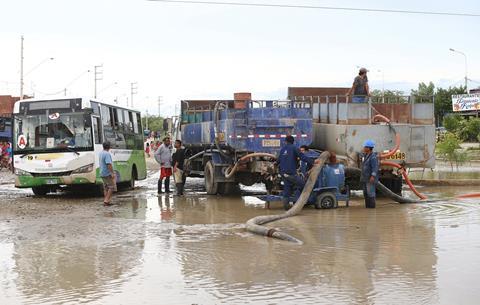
[96, 183, 105, 197]
[204, 161, 219, 195]
[129, 167, 137, 190]
[32, 187, 49, 196]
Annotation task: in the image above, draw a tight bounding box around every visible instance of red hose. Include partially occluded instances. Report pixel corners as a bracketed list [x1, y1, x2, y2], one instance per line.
[456, 193, 480, 199]
[381, 160, 427, 200]
[373, 114, 401, 159]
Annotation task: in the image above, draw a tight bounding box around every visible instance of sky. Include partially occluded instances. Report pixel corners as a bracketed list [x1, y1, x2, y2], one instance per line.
[0, 0, 479, 116]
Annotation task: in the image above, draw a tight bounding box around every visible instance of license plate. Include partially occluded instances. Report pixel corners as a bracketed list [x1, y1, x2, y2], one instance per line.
[45, 179, 58, 185]
[386, 151, 406, 160]
[262, 139, 281, 147]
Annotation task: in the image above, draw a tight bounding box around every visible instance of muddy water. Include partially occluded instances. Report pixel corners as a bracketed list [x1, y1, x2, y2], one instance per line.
[1, 178, 480, 304]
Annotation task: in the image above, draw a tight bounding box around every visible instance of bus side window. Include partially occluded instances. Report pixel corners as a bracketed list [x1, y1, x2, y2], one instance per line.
[126, 111, 134, 132]
[93, 117, 102, 144]
[136, 113, 142, 134]
[101, 105, 111, 126]
[112, 108, 119, 129]
[132, 112, 139, 134]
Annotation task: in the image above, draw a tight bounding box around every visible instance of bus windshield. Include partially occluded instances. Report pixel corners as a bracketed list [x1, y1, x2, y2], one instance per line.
[14, 111, 93, 153]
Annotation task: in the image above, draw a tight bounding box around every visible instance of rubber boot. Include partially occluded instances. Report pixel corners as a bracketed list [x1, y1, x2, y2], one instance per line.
[176, 183, 184, 196]
[366, 197, 376, 209]
[158, 179, 163, 194]
[283, 198, 291, 211]
[165, 177, 171, 193]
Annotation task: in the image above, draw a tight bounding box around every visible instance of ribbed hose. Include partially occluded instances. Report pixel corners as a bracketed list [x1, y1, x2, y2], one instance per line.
[381, 161, 427, 200]
[224, 153, 277, 179]
[245, 151, 331, 244]
[345, 167, 419, 204]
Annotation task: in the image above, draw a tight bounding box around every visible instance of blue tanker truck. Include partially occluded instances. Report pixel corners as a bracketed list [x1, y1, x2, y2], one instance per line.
[178, 98, 312, 195]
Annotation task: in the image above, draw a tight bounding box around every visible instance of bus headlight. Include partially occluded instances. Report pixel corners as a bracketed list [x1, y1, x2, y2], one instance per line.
[15, 168, 32, 176]
[72, 163, 94, 174]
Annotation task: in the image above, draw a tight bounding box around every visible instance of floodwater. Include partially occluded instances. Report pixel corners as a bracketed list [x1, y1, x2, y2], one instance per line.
[1, 174, 480, 304]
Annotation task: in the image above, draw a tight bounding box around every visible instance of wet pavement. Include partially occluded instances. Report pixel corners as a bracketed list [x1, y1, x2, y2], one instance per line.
[1, 168, 480, 304]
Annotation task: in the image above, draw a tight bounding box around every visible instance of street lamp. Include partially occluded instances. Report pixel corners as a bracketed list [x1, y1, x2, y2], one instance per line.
[449, 48, 468, 93]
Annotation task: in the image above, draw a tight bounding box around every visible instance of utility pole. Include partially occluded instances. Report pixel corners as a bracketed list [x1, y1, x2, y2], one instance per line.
[146, 109, 149, 130]
[94, 64, 103, 98]
[158, 96, 162, 117]
[130, 82, 138, 107]
[19, 35, 24, 99]
[449, 48, 468, 93]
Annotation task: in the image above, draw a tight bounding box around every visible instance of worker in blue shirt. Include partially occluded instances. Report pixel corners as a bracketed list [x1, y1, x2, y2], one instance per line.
[299, 145, 319, 177]
[277, 136, 316, 210]
[361, 139, 379, 208]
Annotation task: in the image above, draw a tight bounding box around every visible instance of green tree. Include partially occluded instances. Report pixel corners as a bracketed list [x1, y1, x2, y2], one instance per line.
[436, 132, 469, 171]
[370, 89, 405, 103]
[458, 118, 480, 142]
[434, 86, 466, 125]
[411, 81, 435, 96]
[142, 115, 166, 135]
[442, 114, 464, 133]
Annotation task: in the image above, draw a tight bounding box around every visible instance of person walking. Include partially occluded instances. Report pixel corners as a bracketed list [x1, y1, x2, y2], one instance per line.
[346, 67, 370, 103]
[99, 141, 117, 206]
[145, 142, 151, 158]
[155, 137, 173, 194]
[277, 135, 317, 210]
[172, 140, 187, 196]
[361, 139, 379, 209]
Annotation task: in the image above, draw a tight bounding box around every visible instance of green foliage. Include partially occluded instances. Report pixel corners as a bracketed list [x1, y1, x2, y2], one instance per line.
[458, 118, 480, 142]
[442, 115, 480, 142]
[436, 132, 469, 171]
[370, 89, 406, 103]
[443, 114, 464, 133]
[411, 82, 435, 96]
[434, 85, 466, 124]
[141, 115, 165, 134]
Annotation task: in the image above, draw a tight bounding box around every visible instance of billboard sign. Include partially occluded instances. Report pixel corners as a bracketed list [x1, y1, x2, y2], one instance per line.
[452, 94, 480, 112]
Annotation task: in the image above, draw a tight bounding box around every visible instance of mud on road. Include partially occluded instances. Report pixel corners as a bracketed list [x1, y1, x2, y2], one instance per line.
[1, 161, 480, 304]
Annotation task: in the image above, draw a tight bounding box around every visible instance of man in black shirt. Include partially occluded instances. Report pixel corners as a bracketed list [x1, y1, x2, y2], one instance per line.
[172, 140, 187, 196]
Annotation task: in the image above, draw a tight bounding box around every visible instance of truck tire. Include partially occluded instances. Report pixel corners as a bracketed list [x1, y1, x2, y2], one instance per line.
[219, 182, 240, 195]
[315, 191, 337, 209]
[205, 161, 219, 195]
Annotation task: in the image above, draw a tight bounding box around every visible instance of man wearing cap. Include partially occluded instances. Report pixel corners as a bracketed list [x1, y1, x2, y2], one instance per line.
[361, 139, 379, 208]
[347, 68, 370, 103]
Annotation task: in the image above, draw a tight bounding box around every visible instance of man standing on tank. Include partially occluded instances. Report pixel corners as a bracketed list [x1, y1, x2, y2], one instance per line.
[346, 67, 370, 103]
[361, 140, 379, 208]
[155, 137, 173, 194]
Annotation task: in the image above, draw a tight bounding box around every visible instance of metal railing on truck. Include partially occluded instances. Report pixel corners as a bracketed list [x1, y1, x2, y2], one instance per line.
[292, 95, 434, 125]
[180, 100, 312, 124]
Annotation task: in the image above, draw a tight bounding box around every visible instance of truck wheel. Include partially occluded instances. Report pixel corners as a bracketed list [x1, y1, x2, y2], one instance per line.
[315, 192, 337, 209]
[205, 161, 219, 195]
[219, 182, 240, 195]
[32, 187, 49, 196]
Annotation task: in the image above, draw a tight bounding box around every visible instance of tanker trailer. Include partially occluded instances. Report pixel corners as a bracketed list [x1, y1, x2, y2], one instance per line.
[290, 88, 436, 195]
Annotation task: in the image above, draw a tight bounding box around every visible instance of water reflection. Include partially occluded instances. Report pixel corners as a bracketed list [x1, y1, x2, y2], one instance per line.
[2, 186, 480, 304]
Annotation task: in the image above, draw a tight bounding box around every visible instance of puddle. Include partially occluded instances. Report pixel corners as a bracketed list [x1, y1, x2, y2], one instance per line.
[1, 178, 480, 304]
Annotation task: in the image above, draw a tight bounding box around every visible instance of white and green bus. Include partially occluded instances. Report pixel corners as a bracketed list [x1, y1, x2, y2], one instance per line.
[12, 97, 147, 195]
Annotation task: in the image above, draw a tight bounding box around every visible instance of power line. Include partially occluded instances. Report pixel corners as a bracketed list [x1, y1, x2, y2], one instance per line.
[147, 0, 480, 17]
